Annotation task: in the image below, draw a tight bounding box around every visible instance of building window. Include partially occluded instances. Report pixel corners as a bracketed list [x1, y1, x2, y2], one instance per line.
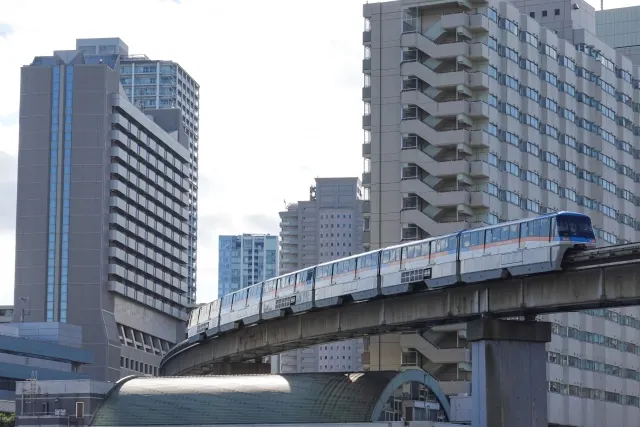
[529, 11, 535, 18]
[555, 8, 560, 15]
[542, 10, 547, 16]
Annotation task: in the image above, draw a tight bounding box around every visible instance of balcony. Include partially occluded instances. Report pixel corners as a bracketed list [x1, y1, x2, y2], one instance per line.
[363, 58, 371, 72]
[400, 32, 468, 60]
[400, 119, 468, 149]
[362, 171, 371, 186]
[401, 91, 470, 119]
[362, 142, 371, 158]
[401, 209, 469, 235]
[362, 114, 371, 128]
[362, 200, 371, 214]
[363, 30, 371, 44]
[362, 86, 371, 99]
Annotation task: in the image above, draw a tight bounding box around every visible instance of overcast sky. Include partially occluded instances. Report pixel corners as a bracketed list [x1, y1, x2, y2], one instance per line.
[0, 0, 633, 305]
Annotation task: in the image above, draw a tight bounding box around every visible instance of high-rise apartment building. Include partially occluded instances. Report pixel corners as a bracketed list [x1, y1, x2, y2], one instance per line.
[273, 178, 365, 374]
[596, 5, 640, 66]
[362, 0, 640, 425]
[14, 43, 192, 381]
[217, 234, 278, 298]
[75, 38, 200, 305]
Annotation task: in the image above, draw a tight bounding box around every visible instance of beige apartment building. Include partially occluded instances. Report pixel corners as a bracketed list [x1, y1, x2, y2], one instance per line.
[361, 0, 640, 425]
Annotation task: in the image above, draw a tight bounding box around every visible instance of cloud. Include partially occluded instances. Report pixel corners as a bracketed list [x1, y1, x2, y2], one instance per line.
[0, 152, 17, 232]
[197, 213, 235, 249]
[243, 214, 280, 235]
[0, 0, 367, 304]
[0, 24, 12, 39]
[0, 111, 18, 127]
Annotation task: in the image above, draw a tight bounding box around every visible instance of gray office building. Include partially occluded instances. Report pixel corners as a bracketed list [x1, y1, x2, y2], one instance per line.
[272, 178, 365, 374]
[362, 0, 640, 425]
[14, 43, 192, 381]
[596, 5, 640, 66]
[75, 37, 199, 305]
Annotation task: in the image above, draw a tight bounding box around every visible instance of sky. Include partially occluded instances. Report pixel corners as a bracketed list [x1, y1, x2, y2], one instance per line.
[0, 0, 635, 305]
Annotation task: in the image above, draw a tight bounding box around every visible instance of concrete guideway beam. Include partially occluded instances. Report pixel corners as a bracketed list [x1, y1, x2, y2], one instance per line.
[468, 318, 551, 427]
[162, 262, 640, 376]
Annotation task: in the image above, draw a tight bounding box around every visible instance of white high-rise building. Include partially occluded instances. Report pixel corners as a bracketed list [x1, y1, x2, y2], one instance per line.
[272, 178, 365, 373]
[362, 0, 640, 425]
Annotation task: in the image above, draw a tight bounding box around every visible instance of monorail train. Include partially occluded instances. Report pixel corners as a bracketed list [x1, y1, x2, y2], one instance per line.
[187, 211, 596, 343]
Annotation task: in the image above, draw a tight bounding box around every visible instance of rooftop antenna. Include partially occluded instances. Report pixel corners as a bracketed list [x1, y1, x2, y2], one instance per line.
[19, 296, 30, 322]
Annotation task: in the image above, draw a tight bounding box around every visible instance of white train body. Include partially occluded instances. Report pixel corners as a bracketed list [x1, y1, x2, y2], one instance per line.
[185, 212, 597, 344]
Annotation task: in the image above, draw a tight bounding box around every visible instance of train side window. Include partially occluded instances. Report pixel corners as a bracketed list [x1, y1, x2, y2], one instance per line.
[485, 229, 493, 245]
[415, 244, 422, 257]
[520, 222, 529, 239]
[469, 233, 477, 247]
[348, 259, 356, 270]
[492, 228, 501, 243]
[382, 250, 391, 264]
[510, 225, 519, 240]
[532, 220, 541, 237]
[499, 226, 508, 241]
[449, 236, 457, 250]
[222, 295, 233, 308]
[462, 234, 471, 248]
[421, 242, 430, 257]
[401, 246, 408, 260]
[407, 245, 415, 258]
[306, 269, 314, 281]
[358, 256, 368, 269]
[370, 253, 379, 267]
[540, 218, 550, 238]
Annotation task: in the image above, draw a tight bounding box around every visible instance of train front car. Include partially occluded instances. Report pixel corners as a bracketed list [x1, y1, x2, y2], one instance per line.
[554, 212, 597, 249]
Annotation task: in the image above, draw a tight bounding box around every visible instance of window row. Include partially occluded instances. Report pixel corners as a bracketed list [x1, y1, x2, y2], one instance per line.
[110, 180, 188, 236]
[484, 125, 639, 229]
[487, 52, 636, 159]
[552, 322, 640, 355]
[488, 7, 633, 92]
[548, 351, 640, 381]
[548, 381, 639, 407]
[112, 109, 189, 179]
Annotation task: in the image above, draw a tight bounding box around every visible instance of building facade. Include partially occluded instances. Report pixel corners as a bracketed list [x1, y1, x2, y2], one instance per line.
[75, 38, 200, 305]
[0, 322, 92, 402]
[14, 45, 192, 381]
[362, 0, 640, 425]
[0, 306, 13, 324]
[273, 178, 365, 374]
[217, 234, 278, 298]
[596, 5, 640, 66]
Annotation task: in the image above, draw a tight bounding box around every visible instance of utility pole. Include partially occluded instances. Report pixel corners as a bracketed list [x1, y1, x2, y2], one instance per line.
[20, 296, 30, 322]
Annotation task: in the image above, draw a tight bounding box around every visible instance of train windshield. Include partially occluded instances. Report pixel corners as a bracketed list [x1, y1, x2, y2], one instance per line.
[556, 215, 595, 240]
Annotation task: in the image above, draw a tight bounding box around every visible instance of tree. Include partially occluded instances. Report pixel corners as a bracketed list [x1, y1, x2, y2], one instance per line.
[0, 412, 15, 427]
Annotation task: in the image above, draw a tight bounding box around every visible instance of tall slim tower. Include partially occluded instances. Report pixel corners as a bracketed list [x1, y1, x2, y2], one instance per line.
[274, 177, 365, 373]
[14, 42, 191, 381]
[75, 37, 200, 305]
[217, 234, 279, 298]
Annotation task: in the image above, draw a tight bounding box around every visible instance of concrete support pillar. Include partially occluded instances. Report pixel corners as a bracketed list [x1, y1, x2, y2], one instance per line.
[468, 318, 551, 427]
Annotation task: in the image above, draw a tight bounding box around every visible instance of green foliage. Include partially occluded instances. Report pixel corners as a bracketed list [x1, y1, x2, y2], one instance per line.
[0, 412, 15, 427]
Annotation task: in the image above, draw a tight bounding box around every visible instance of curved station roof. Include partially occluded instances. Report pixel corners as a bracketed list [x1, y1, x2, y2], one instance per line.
[91, 369, 450, 426]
